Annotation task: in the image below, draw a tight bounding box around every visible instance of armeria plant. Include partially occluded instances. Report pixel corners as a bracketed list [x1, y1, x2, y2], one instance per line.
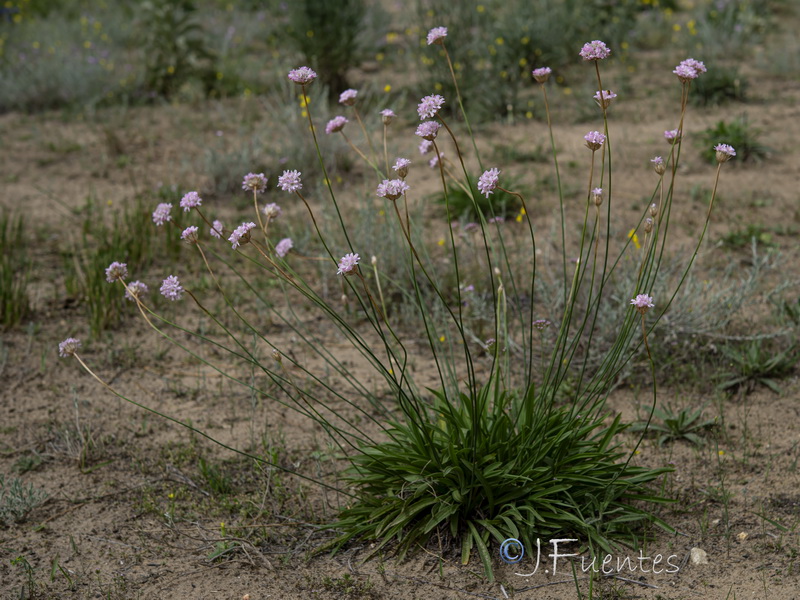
[59, 31, 736, 580]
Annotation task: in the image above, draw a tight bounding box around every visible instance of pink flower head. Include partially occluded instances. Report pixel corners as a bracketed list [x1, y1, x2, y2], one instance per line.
[376, 179, 410, 201]
[337, 252, 360, 276]
[532, 67, 552, 83]
[579, 40, 611, 61]
[651, 156, 666, 175]
[262, 203, 281, 221]
[287, 66, 317, 85]
[428, 153, 442, 168]
[630, 293, 655, 314]
[415, 121, 441, 140]
[533, 319, 551, 330]
[275, 237, 293, 258]
[380, 108, 396, 125]
[210, 220, 224, 239]
[419, 139, 434, 155]
[679, 58, 706, 74]
[124, 280, 148, 301]
[392, 158, 411, 178]
[593, 89, 617, 109]
[417, 94, 445, 119]
[673, 64, 698, 82]
[105, 261, 128, 283]
[584, 131, 606, 151]
[160, 275, 183, 301]
[277, 170, 303, 192]
[242, 173, 268, 193]
[339, 88, 358, 106]
[229, 221, 256, 249]
[426, 26, 448, 46]
[181, 225, 199, 244]
[325, 116, 349, 134]
[664, 129, 681, 143]
[488, 216, 504, 224]
[152, 202, 172, 226]
[179, 191, 202, 211]
[714, 143, 736, 163]
[58, 337, 81, 358]
[477, 168, 501, 198]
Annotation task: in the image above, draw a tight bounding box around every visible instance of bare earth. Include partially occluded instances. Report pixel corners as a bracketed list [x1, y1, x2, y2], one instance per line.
[1, 54, 799, 600]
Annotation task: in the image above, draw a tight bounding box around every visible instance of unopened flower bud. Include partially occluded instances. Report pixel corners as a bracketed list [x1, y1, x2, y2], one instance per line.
[271, 349, 281, 362]
[651, 156, 666, 175]
[371, 255, 377, 265]
[341, 294, 348, 304]
[644, 217, 654, 233]
[649, 203, 658, 218]
[493, 267, 501, 277]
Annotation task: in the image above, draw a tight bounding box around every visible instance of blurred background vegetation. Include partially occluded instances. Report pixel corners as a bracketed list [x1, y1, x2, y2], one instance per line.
[0, 0, 792, 119]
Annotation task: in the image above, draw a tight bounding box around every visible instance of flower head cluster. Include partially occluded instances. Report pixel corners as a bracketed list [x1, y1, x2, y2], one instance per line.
[593, 89, 617, 109]
[275, 237, 293, 258]
[58, 337, 81, 358]
[714, 143, 736, 163]
[664, 129, 681, 143]
[229, 221, 256, 249]
[533, 319, 552, 331]
[429, 153, 442, 168]
[124, 280, 148, 301]
[584, 130, 606, 151]
[337, 252, 360, 276]
[339, 89, 358, 106]
[287, 66, 317, 85]
[417, 94, 445, 119]
[419, 140, 433, 155]
[392, 157, 411, 178]
[477, 168, 501, 198]
[105, 261, 128, 283]
[673, 64, 698, 82]
[277, 170, 303, 192]
[152, 202, 172, 226]
[179, 191, 202, 211]
[415, 121, 440, 140]
[210, 220, 224, 239]
[531, 67, 552, 83]
[630, 293, 655, 314]
[325, 116, 349, 135]
[380, 108, 396, 125]
[579, 40, 611, 61]
[376, 179, 410, 201]
[426, 26, 447, 45]
[181, 225, 199, 244]
[242, 173, 268, 194]
[674, 57, 706, 82]
[262, 203, 281, 221]
[160, 275, 183, 301]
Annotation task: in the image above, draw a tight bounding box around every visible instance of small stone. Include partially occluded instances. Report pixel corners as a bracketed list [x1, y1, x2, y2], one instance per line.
[690, 547, 708, 565]
[737, 532, 748, 541]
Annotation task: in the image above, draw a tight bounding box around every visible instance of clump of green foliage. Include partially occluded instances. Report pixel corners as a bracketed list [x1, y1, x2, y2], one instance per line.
[631, 404, 717, 446]
[698, 116, 769, 163]
[690, 66, 747, 106]
[1, 474, 48, 526]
